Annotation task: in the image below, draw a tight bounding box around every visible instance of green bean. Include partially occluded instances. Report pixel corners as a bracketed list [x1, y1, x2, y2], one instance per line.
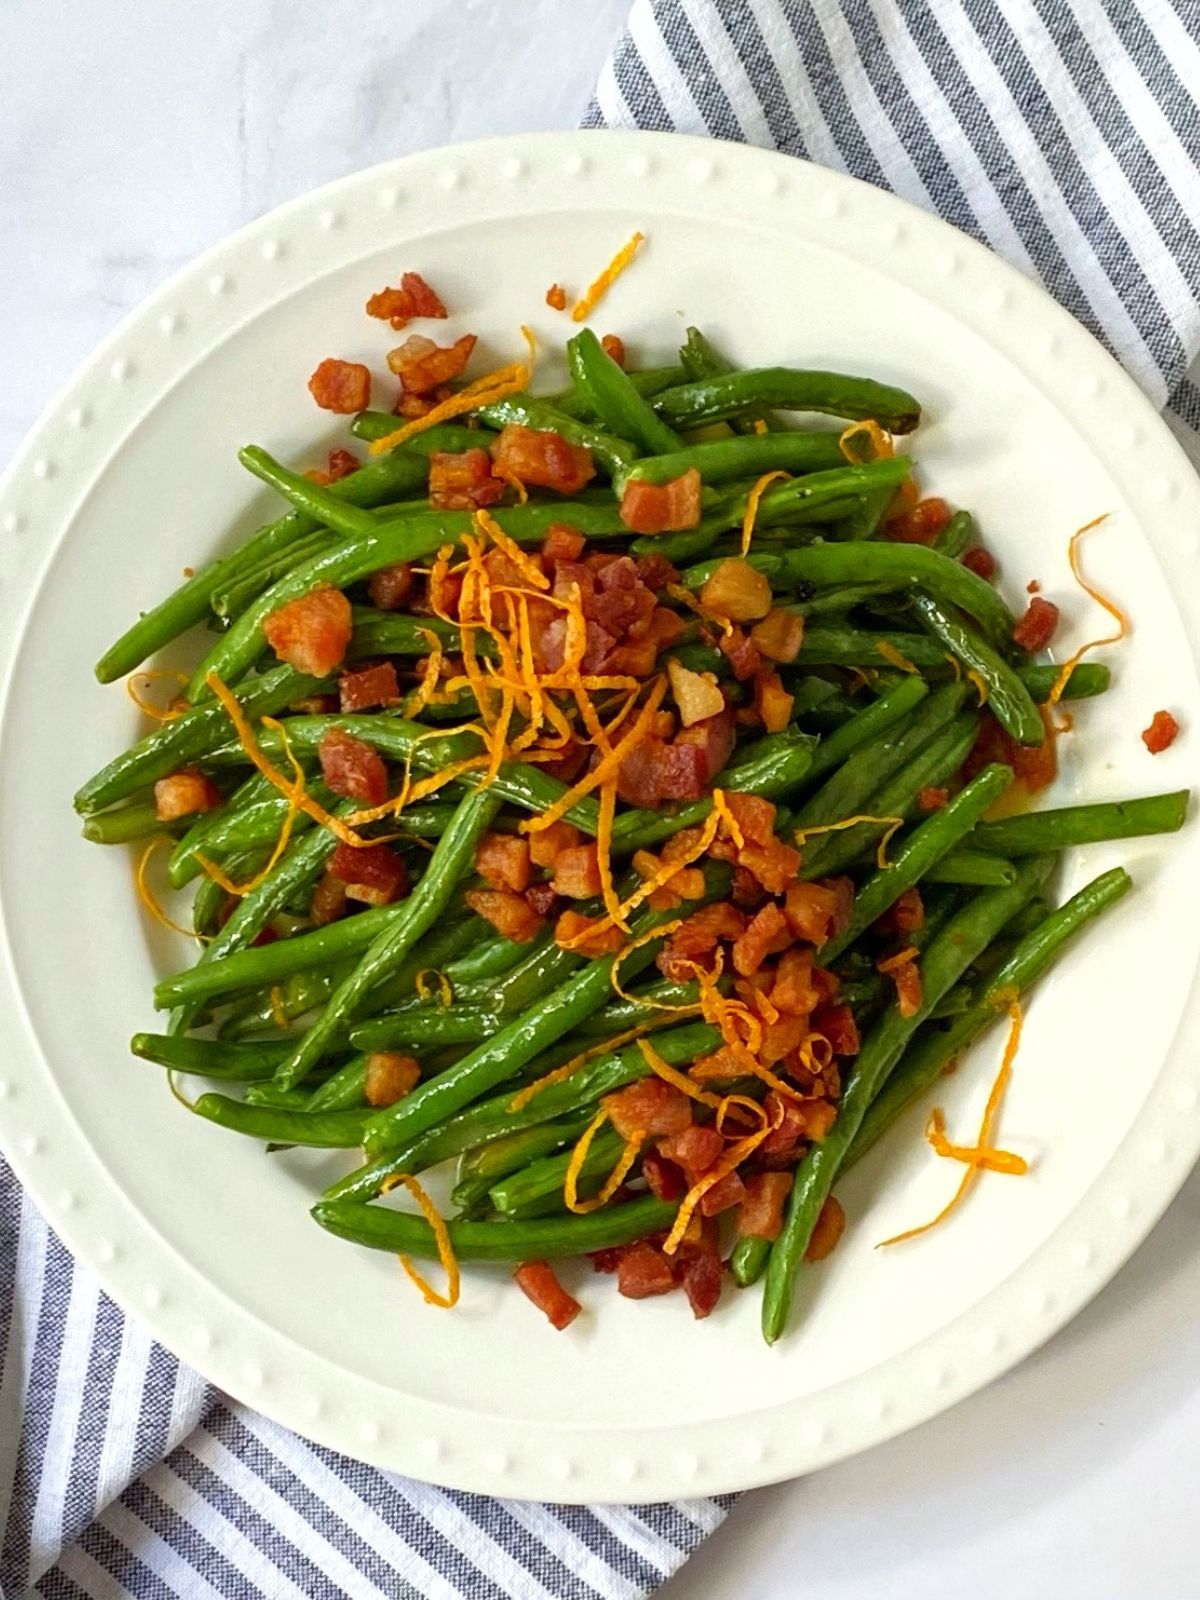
[678, 327, 781, 434]
[1020, 662, 1110, 701]
[192, 1094, 371, 1147]
[167, 777, 334, 888]
[360, 887, 715, 1155]
[801, 711, 980, 878]
[348, 608, 459, 658]
[441, 934, 528, 986]
[928, 986, 975, 1018]
[762, 857, 1053, 1343]
[802, 676, 930, 784]
[730, 1235, 771, 1288]
[549, 366, 686, 422]
[820, 763, 1013, 963]
[923, 851, 1018, 887]
[349, 1009, 495, 1050]
[574, 979, 705, 1035]
[831, 484, 896, 542]
[795, 682, 970, 865]
[490, 1126, 625, 1217]
[92, 436, 473, 683]
[970, 791, 1189, 856]
[934, 509, 977, 560]
[323, 1020, 719, 1202]
[623, 432, 845, 490]
[303, 1054, 370, 1111]
[651, 368, 921, 434]
[451, 1115, 595, 1212]
[910, 593, 1043, 745]
[791, 624, 950, 672]
[469, 933, 580, 1017]
[81, 799, 176, 846]
[846, 866, 1132, 1168]
[313, 1193, 677, 1260]
[237, 447, 399, 538]
[130, 1032, 290, 1079]
[75, 663, 325, 814]
[567, 328, 680, 455]
[273, 788, 502, 1088]
[472, 393, 638, 479]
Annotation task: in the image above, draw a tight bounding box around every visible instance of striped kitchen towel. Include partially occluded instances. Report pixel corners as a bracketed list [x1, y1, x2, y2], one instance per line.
[5, 4, 1200, 1598]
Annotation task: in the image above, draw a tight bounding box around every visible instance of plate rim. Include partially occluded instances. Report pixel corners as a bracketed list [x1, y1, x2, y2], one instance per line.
[1, 127, 1199, 1503]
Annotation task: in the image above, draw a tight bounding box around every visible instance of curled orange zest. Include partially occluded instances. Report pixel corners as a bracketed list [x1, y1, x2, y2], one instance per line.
[415, 969, 454, 1009]
[874, 640, 919, 675]
[571, 231, 645, 322]
[879, 992, 1026, 1247]
[134, 837, 197, 939]
[126, 669, 188, 721]
[1047, 514, 1129, 711]
[636, 1038, 723, 1109]
[794, 813, 905, 870]
[609, 919, 686, 1007]
[838, 419, 893, 464]
[492, 466, 528, 504]
[966, 669, 989, 706]
[741, 471, 789, 556]
[663, 1102, 782, 1255]
[390, 1174, 461, 1307]
[563, 1108, 643, 1214]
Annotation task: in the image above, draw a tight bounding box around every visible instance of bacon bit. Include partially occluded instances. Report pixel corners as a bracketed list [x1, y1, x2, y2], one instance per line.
[699, 557, 772, 623]
[565, 1109, 643, 1215]
[754, 668, 794, 734]
[1047, 515, 1129, 710]
[127, 669, 189, 722]
[554, 908, 624, 955]
[1142, 709, 1180, 753]
[699, 1169, 746, 1217]
[616, 1242, 676, 1299]
[364, 1052, 421, 1107]
[600, 333, 627, 367]
[491, 425, 596, 495]
[875, 639, 920, 675]
[545, 283, 568, 311]
[262, 584, 352, 677]
[467, 886, 545, 943]
[388, 332, 476, 396]
[551, 843, 602, 899]
[325, 448, 360, 483]
[732, 902, 790, 976]
[812, 1002, 860, 1057]
[667, 658, 725, 727]
[571, 230, 645, 322]
[1012, 595, 1060, 652]
[474, 833, 532, 894]
[339, 662, 400, 712]
[134, 837, 196, 938]
[310, 871, 348, 926]
[366, 272, 447, 330]
[876, 886, 924, 938]
[885, 496, 951, 545]
[679, 1243, 724, 1319]
[389, 1173, 459, 1309]
[605, 1077, 693, 1140]
[878, 946, 923, 1017]
[522, 675, 668, 833]
[318, 727, 389, 806]
[1027, 578, 1041, 593]
[794, 813, 905, 872]
[918, 785, 950, 812]
[328, 841, 408, 905]
[805, 1195, 846, 1262]
[783, 878, 853, 946]
[740, 471, 788, 555]
[619, 471, 702, 535]
[963, 547, 998, 580]
[308, 359, 370, 413]
[663, 1102, 780, 1255]
[428, 448, 504, 511]
[881, 994, 1026, 1247]
[366, 335, 534, 455]
[368, 562, 414, 611]
[839, 419, 893, 464]
[513, 1261, 581, 1330]
[719, 626, 763, 682]
[737, 1172, 793, 1240]
[153, 769, 221, 822]
[541, 524, 586, 570]
[659, 1124, 725, 1184]
[528, 819, 583, 868]
[750, 608, 804, 664]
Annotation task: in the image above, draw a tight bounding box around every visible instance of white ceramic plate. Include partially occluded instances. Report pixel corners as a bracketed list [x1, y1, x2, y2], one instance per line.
[1, 131, 1198, 1505]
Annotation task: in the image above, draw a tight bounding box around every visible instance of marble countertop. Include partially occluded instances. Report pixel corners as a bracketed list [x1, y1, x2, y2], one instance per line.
[4, 4, 1198, 1595]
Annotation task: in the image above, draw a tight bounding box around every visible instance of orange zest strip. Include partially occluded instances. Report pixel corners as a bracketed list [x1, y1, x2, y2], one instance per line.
[838, 419, 893, 464]
[135, 838, 197, 938]
[943, 652, 963, 681]
[966, 668, 989, 706]
[474, 509, 548, 589]
[1047, 514, 1129, 710]
[269, 986, 289, 1029]
[609, 919, 686, 1007]
[563, 1108, 643, 1214]
[388, 1174, 461, 1308]
[741, 471, 789, 556]
[925, 1108, 1027, 1175]
[404, 629, 447, 718]
[492, 466, 528, 504]
[666, 581, 733, 639]
[126, 669, 188, 721]
[879, 993, 1026, 1247]
[595, 778, 626, 930]
[662, 1103, 782, 1255]
[875, 640, 919, 675]
[681, 953, 810, 1106]
[636, 1038, 723, 1109]
[520, 675, 668, 834]
[876, 944, 920, 975]
[367, 331, 536, 456]
[571, 230, 645, 323]
[715, 1094, 769, 1135]
[711, 788, 744, 850]
[793, 813, 905, 870]
[507, 1022, 670, 1113]
[416, 969, 454, 1009]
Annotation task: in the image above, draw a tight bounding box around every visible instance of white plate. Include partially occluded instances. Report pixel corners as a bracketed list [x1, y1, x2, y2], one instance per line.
[1, 131, 1199, 1505]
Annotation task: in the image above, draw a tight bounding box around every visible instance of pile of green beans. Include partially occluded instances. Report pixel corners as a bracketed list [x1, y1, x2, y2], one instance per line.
[79, 313, 1188, 1341]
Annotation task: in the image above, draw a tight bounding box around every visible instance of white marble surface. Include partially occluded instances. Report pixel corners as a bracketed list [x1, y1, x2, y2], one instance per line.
[4, 5, 1199, 1596]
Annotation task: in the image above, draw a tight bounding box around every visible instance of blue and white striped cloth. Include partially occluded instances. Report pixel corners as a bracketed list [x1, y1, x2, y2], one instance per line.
[5, 3, 1200, 1596]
